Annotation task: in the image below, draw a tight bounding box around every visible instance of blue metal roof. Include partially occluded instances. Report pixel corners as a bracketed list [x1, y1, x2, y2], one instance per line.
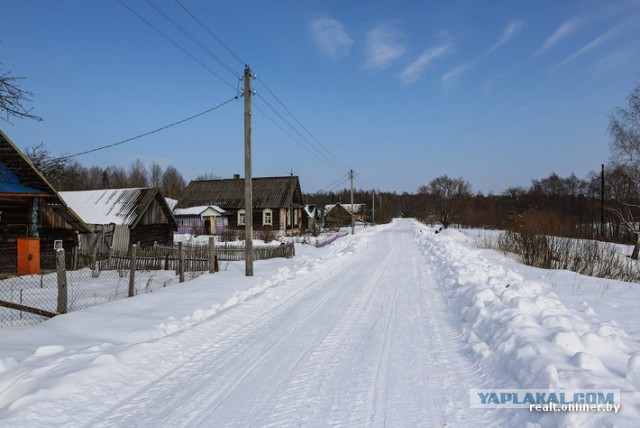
[0, 160, 46, 195]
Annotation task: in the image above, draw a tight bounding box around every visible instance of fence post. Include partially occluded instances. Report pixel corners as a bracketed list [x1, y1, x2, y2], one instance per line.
[91, 248, 98, 270]
[56, 249, 67, 314]
[128, 244, 137, 297]
[107, 246, 113, 270]
[72, 246, 78, 270]
[179, 242, 185, 283]
[209, 237, 216, 274]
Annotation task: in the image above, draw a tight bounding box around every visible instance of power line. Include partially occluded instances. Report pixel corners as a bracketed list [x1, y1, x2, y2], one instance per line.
[56, 95, 238, 160]
[144, 0, 239, 79]
[320, 174, 349, 192]
[173, 0, 246, 66]
[252, 100, 344, 173]
[255, 93, 343, 172]
[118, 0, 237, 92]
[256, 77, 349, 170]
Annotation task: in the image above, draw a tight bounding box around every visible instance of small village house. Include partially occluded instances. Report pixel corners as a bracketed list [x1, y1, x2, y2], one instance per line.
[323, 203, 366, 229]
[0, 131, 92, 275]
[59, 187, 176, 252]
[176, 175, 305, 236]
[173, 205, 228, 235]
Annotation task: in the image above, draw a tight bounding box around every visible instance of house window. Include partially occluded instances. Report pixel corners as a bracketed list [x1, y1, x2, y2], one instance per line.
[216, 217, 224, 227]
[263, 209, 272, 226]
[238, 210, 245, 226]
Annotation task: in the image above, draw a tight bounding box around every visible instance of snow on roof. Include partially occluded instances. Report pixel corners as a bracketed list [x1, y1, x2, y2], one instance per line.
[324, 203, 365, 215]
[59, 188, 155, 226]
[165, 197, 178, 211]
[173, 205, 225, 216]
[304, 205, 317, 218]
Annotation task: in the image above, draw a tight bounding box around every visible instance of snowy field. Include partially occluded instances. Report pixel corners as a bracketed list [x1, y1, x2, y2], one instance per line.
[0, 219, 639, 427]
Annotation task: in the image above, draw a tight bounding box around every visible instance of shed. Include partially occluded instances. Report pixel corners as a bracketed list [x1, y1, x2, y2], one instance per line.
[59, 188, 176, 252]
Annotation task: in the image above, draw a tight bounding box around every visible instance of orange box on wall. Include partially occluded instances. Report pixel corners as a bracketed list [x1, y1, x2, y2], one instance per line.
[17, 238, 41, 276]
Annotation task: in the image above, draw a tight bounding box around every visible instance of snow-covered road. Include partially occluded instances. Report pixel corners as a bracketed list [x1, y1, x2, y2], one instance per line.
[0, 220, 492, 427]
[2, 218, 640, 427]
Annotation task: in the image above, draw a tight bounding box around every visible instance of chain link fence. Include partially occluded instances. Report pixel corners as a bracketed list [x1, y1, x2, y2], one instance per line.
[0, 246, 206, 328]
[1, 241, 294, 328]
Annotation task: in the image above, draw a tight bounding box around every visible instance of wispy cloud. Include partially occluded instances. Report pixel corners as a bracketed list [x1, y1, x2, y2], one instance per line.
[490, 19, 524, 52]
[554, 28, 617, 67]
[534, 18, 582, 56]
[363, 23, 407, 70]
[308, 17, 354, 58]
[441, 62, 473, 88]
[588, 45, 638, 75]
[399, 42, 453, 84]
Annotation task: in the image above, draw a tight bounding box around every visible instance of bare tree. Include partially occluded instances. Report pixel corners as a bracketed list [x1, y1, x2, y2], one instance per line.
[0, 69, 42, 123]
[24, 143, 71, 187]
[608, 83, 640, 258]
[150, 162, 163, 188]
[419, 175, 472, 228]
[161, 166, 186, 199]
[128, 159, 149, 188]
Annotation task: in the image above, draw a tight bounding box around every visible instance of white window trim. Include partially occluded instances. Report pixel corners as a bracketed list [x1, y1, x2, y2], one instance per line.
[263, 209, 273, 226]
[238, 210, 245, 226]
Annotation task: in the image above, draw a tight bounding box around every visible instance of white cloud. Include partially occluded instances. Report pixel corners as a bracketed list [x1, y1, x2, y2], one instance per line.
[534, 18, 582, 55]
[363, 23, 407, 70]
[441, 62, 473, 88]
[399, 43, 453, 84]
[555, 28, 616, 67]
[308, 18, 354, 58]
[490, 19, 524, 52]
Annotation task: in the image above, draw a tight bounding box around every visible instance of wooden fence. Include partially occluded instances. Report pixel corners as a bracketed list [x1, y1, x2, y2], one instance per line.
[74, 241, 295, 272]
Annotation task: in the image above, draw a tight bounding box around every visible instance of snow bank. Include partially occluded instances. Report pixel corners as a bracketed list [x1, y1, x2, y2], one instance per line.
[414, 223, 640, 427]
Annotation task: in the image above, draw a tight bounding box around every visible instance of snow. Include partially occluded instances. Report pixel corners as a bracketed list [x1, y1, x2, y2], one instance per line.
[59, 188, 149, 226]
[0, 219, 639, 426]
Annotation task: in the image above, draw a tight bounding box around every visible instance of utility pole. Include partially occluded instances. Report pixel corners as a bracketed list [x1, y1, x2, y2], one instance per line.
[244, 65, 254, 276]
[601, 164, 605, 238]
[349, 169, 355, 235]
[372, 190, 375, 225]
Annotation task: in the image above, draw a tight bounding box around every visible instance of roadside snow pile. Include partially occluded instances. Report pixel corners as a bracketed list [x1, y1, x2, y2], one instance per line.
[414, 224, 640, 427]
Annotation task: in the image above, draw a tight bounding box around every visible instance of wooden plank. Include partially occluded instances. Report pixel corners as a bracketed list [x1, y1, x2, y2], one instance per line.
[0, 299, 58, 318]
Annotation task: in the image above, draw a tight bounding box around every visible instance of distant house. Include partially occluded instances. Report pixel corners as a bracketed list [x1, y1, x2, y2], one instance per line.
[323, 203, 366, 229]
[59, 188, 176, 252]
[176, 175, 305, 235]
[0, 131, 92, 275]
[173, 205, 228, 235]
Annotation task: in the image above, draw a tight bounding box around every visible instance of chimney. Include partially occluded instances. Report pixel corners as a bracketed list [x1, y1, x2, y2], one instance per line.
[233, 174, 240, 179]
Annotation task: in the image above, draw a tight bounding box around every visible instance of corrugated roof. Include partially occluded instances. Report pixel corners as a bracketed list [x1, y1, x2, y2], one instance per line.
[176, 176, 304, 210]
[173, 205, 225, 216]
[59, 188, 171, 227]
[325, 203, 365, 215]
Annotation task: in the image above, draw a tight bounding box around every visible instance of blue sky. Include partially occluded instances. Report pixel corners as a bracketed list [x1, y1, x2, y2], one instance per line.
[2, 0, 640, 194]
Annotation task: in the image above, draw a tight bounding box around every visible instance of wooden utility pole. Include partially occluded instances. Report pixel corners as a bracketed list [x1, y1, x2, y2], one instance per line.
[372, 190, 375, 225]
[244, 66, 254, 276]
[349, 169, 355, 235]
[601, 164, 605, 238]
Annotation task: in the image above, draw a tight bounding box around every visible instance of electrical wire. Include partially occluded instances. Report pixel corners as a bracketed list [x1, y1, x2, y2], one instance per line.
[118, 0, 237, 92]
[173, 0, 246, 66]
[144, 0, 239, 79]
[256, 77, 349, 170]
[56, 95, 239, 160]
[252, 100, 344, 174]
[255, 93, 343, 172]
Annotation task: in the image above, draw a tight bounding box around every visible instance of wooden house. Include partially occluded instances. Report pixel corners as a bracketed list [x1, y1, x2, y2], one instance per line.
[323, 203, 366, 229]
[176, 175, 305, 235]
[173, 205, 228, 235]
[59, 188, 176, 252]
[0, 130, 91, 275]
